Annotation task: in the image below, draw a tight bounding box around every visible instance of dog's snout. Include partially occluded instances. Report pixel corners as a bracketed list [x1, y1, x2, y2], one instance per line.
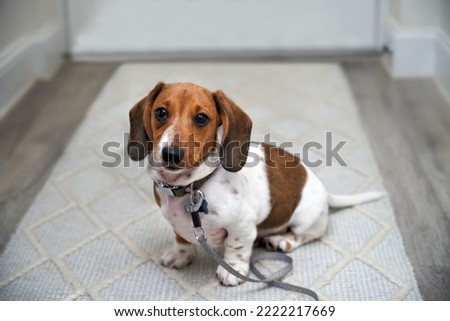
[161, 146, 184, 167]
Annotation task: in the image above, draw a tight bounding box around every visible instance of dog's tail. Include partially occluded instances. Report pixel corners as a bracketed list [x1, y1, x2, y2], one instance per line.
[328, 191, 385, 208]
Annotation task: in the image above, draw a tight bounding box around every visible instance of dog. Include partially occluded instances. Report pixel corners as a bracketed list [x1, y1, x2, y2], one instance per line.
[127, 81, 383, 286]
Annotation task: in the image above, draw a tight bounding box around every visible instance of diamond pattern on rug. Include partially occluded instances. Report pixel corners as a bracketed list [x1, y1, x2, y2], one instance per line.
[20, 183, 69, 225]
[87, 184, 152, 228]
[33, 208, 99, 255]
[321, 260, 400, 301]
[57, 165, 117, 203]
[327, 208, 382, 253]
[0, 261, 73, 301]
[63, 233, 139, 289]
[100, 261, 184, 301]
[289, 242, 343, 287]
[0, 63, 422, 300]
[0, 232, 40, 281]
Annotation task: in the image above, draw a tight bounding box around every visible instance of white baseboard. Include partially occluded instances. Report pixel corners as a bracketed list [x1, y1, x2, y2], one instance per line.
[0, 25, 64, 118]
[383, 19, 450, 100]
[383, 20, 436, 77]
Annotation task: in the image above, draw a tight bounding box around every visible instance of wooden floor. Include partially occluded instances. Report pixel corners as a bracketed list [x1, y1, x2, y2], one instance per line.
[0, 60, 449, 300]
[343, 62, 450, 300]
[0, 62, 118, 252]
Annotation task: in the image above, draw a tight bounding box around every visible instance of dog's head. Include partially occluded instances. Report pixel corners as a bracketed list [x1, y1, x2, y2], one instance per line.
[127, 82, 252, 186]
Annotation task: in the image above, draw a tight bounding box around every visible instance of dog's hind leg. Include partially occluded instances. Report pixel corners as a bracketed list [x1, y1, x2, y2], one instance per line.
[262, 210, 328, 253]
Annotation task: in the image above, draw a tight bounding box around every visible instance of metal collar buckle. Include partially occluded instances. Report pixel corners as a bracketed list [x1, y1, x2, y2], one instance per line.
[154, 180, 180, 190]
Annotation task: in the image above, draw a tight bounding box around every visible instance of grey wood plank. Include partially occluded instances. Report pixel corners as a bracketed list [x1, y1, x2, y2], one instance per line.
[393, 79, 450, 219]
[343, 61, 450, 300]
[0, 61, 118, 251]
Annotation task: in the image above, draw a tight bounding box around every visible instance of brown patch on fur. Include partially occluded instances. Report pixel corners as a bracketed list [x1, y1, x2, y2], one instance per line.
[153, 185, 161, 207]
[234, 246, 244, 250]
[175, 233, 190, 244]
[213, 90, 253, 172]
[127, 82, 167, 161]
[257, 143, 307, 231]
[232, 188, 239, 195]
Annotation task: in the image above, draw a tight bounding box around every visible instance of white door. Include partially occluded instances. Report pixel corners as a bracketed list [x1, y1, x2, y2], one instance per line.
[66, 0, 386, 59]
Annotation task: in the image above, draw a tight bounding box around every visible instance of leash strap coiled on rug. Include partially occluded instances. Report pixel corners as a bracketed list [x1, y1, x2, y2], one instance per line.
[194, 229, 319, 301]
[186, 185, 319, 300]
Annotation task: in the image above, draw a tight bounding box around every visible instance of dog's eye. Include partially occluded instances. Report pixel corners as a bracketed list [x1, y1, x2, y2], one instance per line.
[155, 107, 168, 121]
[194, 113, 209, 126]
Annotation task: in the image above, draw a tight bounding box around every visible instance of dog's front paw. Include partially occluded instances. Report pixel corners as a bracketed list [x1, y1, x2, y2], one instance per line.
[216, 263, 249, 286]
[160, 244, 196, 269]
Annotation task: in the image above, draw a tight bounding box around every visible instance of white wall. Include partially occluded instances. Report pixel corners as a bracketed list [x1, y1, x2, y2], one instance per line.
[390, 0, 441, 28]
[386, 1, 450, 84]
[0, 0, 61, 53]
[0, 0, 66, 117]
[385, 0, 450, 99]
[390, 0, 450, 36]
[66, 0, 382, 59]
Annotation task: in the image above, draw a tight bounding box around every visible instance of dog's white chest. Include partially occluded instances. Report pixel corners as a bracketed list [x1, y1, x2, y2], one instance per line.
[161, 195, 227, 247]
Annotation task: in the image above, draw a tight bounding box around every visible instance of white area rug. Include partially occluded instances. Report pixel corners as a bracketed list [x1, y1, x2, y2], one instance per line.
[0, 63, 422, 300]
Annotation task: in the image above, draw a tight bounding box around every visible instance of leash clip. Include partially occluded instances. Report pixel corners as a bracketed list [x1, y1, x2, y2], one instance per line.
[185, 189, 205, 213]
[186, 185, 208, 240]
[193, 226, 206, 241]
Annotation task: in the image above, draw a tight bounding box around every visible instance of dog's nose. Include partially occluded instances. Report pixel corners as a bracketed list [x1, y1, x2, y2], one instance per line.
[161, 146, 184, 167]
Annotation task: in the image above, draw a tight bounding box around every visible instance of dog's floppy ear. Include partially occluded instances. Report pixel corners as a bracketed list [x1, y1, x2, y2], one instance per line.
[127, 81, 165, 161]
[213, 90, 252, 172]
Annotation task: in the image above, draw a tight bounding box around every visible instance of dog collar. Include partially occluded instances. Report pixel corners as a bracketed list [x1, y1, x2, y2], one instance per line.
[153, 171, 215, 197]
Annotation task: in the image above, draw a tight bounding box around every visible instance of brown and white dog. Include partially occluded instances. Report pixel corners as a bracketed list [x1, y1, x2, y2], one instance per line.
[127, 82, 383, 286]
